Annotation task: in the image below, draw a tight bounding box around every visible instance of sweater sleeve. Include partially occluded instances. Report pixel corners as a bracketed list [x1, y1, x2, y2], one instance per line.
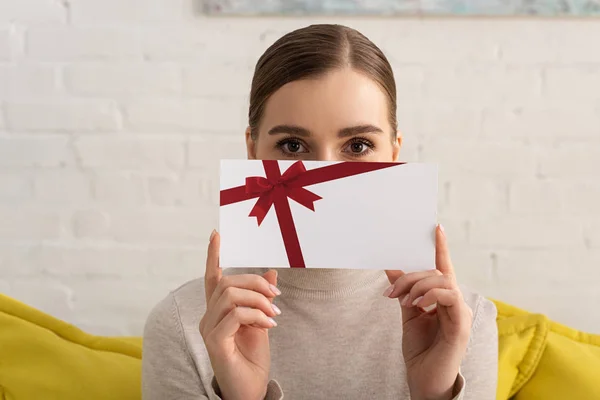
[459, 296, 499, 400]
[142, 293, 284, 400]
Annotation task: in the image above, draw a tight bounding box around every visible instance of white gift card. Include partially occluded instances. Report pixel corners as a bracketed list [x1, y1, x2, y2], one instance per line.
[219, 160, 438, 271]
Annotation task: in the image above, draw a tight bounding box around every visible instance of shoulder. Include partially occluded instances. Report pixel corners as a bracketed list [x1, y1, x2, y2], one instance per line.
[144, 268, 262, 341]
[460, 285, 498, 327]
[144, 278, 207, 340]
[459, 285, 499, 354]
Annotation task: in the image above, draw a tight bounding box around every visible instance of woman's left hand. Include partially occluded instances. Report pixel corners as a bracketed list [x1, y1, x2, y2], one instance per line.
[384, 225, 472, 400]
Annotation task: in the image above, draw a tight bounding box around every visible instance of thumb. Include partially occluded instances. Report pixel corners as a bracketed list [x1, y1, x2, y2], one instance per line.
[385, 269, 405, 286]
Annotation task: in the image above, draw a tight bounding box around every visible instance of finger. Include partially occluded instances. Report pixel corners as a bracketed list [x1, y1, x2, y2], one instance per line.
[414, 288, 465, 323]
[384, 269, 405, 286]
[262, 269, 278, 304]
[206, 287, 280, 331]
[209, 274, 279, 310]
[205, 229, 222, 304]
[436, 224, 455, 276]
[385, 269, 442, 298]
[210, 307, 277, 340]
[402, 274, 455, 308]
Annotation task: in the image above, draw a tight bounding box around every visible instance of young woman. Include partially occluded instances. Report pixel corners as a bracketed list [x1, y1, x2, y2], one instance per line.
[142, 24, 498, 400]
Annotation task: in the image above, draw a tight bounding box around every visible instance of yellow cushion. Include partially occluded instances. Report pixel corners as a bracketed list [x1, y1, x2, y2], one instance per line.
[493, 300, 600, 400]
[0, 293, 142, 400]
[2, 293, 599, 400]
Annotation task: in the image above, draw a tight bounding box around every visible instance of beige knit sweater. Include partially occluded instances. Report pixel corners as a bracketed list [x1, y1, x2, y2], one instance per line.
[142, 268, 498, 399]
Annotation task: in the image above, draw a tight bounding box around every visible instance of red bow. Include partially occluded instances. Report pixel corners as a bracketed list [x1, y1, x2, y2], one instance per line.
[220, 160, 402, 268]
[245, 161, 322, 225]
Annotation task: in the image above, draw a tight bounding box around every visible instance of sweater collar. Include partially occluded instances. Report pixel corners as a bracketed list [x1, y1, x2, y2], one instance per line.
[224, 268, 388, 299]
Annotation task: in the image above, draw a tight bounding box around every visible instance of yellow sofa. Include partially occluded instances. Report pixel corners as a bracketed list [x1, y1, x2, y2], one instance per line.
[1, 293, 599, 400]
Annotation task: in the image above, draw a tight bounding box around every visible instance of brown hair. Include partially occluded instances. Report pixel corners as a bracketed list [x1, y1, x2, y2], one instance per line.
[248, 24, 397, 139]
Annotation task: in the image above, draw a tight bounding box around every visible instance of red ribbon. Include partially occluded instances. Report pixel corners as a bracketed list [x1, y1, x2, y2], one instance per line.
[220, 160, 403, 268]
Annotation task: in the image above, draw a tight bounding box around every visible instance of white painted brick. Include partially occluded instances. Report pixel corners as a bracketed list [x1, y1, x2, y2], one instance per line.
[70, 279, 176, 334]
[0, 280, 9, 294]
[470, 217, 584, 248]
[71, 209, 111, 239]
[544, 67, 600, 103]
[71, 280, 174, 314]
[444, 178, 508, 217]
[7, 280, 74, 322]
[420, 139, 536, 180]
[37, 246, 151, 278]
[509, 179, 564, 214]
[147, 173, 209, 207]
[5, 101, 120, 133]
[145, 248, 204, 280]
[396, 135, 419, 163]
[436, 218, 469, 246]
[539, 144, 600, 178]
[65, 64, 181, 96]
[92, 172, 146, 207]
[482, 107, 600, 138]
[493, 249, 600, 285]
[0, 136, 73, 167]
[182, 63, 253, 97]
[0, 209, 61, 241]
[0, 65, 60, 99]
[141, 25, 263, 64]
[70, 0, 184, 25]
[124, 99, 246, 133]
[188, 135, 247, 170]
[0, 0, 66, 24]
[75, 137, 185, 171]
[448, 246, 495, 286]
[26, 28, 140, 61]
[392, 66, 426, 106]
[381, 20, 500, 64]
[499, 21, 600, 64]
[563, 182, 600, 216]
[108, 210, 215, 245]
[0, 173, 33, 205]
[1, 17, 600, 334]
[0, 245, 43, 276]
[399, 106, 483, 139]
[585, 219, 600, 248]
[0, 30, 13, 61]
[34, 170, 92, 204]
[422, 66, 542, 106]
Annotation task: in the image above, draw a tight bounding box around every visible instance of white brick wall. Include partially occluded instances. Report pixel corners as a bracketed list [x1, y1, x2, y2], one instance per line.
[1, 3, 600, 334]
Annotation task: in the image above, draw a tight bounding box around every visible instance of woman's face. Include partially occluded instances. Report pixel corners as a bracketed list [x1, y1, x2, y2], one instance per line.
[246, 68, 402, 162]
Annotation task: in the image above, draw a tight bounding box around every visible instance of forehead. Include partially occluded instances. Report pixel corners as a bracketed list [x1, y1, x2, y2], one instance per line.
[259, 68, 391, 134]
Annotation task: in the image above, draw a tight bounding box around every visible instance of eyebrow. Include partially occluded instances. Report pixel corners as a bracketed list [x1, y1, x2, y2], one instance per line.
[267, 124, 384, 138]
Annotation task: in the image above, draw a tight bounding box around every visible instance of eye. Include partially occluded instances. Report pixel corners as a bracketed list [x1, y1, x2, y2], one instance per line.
[343, 138, 375, 156]
[276, 138, 308, 155]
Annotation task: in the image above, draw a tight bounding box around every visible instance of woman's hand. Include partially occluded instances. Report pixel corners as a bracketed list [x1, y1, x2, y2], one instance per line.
[384, 225, 472, 400]
[199, 231, 281, 400]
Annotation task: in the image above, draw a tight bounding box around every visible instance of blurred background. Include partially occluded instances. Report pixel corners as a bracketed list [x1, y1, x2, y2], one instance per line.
[0, 0, 599, 336]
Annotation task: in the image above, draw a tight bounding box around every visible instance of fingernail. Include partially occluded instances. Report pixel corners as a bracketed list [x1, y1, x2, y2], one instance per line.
[382, 285, 394, 297]
[268, 317, 277, 327]
[439, 224, 445, 236]
[270, 284, 282, 296]
[271, 303, 282, 315]
[401, 294, 410, 306]
[422, 304, 437, 313]
[411, 296, 423, 306]
[209, 229, 217, 242]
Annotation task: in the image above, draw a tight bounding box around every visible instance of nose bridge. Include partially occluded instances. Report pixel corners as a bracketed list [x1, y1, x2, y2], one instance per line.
[315, 145, 341, 162]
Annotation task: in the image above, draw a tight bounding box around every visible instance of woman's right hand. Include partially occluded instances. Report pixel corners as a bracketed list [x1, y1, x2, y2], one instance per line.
[199, 230, 281, 400]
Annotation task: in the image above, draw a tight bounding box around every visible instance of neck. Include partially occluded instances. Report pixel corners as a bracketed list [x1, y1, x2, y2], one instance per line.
[275, 268, 387, 299]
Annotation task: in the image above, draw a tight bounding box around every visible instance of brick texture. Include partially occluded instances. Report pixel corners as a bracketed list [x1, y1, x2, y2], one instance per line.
[1, 11, 599, 334]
